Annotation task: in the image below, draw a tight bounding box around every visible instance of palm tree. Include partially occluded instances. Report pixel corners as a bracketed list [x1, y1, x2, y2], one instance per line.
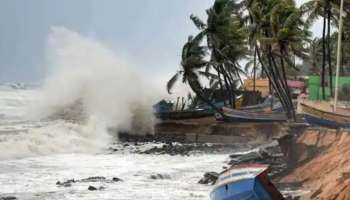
[189, 0, 248, 108]
[305, 38, 323, 75]
[302, 0, 338, 99]
[166, 34, 222, 112]
[242, 0, 310, 119]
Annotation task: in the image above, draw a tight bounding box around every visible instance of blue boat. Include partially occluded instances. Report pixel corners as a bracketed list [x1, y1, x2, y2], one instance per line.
[210, 164, 284, 200]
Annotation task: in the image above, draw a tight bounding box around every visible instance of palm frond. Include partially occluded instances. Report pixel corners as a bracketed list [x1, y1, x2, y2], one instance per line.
[166, 72, 180, 94]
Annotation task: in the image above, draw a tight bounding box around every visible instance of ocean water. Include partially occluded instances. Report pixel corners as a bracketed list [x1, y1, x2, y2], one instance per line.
[0, 85, 229, 200]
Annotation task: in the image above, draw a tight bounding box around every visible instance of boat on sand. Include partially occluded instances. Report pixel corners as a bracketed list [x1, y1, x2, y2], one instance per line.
[210, 164, 284, 200]
[299, 100, 350, 128]
[215, 107, 287, 123]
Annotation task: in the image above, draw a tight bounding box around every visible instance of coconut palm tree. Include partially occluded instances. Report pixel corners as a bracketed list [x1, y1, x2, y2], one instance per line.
[166, 34, 222, 112]
[306, 38, 323, 75]
[189, 0, 248, 108]
[302, 0, 338, 99]
[242, 0, 310, 119]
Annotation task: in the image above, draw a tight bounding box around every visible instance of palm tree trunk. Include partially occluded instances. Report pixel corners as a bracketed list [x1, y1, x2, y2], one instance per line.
[270, 51, 294, 119]
[327, 2, 333, 97]
[216, 68, 225, 105]
[280, 48, 296, 120]
[321, 9, 327, 100]
[188, 80, 222, 114]
[253, 47, 257, 92]
[220, 65, 233, 107]
[256, 44, 290, 118]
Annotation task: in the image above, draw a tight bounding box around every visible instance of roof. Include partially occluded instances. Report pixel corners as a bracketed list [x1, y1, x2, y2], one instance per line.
[287, 80, 305, 88]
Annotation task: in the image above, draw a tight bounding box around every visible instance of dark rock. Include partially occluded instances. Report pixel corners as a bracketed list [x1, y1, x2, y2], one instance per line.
[112, 177, 123, 182]
[198, 172, 219, 185]
[149, 174, 171, 180]
[227, 142, 288, 179]
[57, 176, 121, 187]
[56, 179, 75, 187]
[81, 176, 106, 182]
[88, 185, 98, 191]
[1, 197, 17, 200]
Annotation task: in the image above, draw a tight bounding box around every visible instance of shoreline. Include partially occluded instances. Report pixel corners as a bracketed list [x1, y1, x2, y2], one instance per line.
[119, 119, 349, 199]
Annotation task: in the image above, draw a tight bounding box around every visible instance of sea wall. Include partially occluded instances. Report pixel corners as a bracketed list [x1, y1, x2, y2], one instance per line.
[153, 117, 290, 144]
[279, 128, 350, 200]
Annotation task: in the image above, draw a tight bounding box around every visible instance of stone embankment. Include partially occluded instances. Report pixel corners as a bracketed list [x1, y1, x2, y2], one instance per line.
[152, 117, 291, 144]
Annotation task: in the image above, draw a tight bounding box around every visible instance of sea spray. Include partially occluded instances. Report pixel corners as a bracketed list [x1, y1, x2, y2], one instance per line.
[0, 26, 159, 159]
[0, 118, 109, 160]
[38, 26, 156, 132]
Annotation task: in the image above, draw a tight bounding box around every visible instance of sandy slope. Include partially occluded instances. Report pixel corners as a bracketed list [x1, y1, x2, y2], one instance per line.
[281, 128, 350, 200]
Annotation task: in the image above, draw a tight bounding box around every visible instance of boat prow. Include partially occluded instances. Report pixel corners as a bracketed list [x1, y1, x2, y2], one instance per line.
[210, 164, 283, 200]
[299, 102, 350, 128]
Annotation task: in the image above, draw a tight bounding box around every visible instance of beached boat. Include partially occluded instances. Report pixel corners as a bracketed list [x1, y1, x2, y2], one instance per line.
[154, 109, 213, 120]
[299, 102, 350, 128]
[210, 164, 284, 200]
[239, 101, 283, 113]
[300, 0, 350, 129]
[215, 107, 287, 123]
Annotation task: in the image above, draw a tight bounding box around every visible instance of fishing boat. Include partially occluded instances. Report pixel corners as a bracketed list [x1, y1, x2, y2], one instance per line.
[299, 102, 350, 128]
[210, 164, 284, 200]
[215, 107, 287, 123]
[300, 0, 350, 128]
[239, 101, 283, 113]
[154, 109, 213, 120]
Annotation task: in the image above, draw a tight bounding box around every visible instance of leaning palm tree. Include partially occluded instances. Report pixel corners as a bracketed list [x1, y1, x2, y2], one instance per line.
[243, 0, 310, 119]
[166, 34, 222, 112]
[189, 0, 248, 107]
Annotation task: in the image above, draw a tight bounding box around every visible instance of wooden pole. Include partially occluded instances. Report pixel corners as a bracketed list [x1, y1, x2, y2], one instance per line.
[334, 0, 345, 112]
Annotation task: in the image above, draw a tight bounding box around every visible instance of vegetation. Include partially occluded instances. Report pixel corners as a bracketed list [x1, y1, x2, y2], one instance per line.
[339, 83, 350, 101]
[167, 0, 350, 119]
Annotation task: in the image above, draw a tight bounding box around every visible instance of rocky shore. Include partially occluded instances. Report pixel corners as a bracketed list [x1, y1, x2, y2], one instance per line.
[118, 118, 350, 200]
[2, 119, 344, 200]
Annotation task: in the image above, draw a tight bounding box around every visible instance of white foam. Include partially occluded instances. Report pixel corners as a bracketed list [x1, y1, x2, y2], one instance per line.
[0, 27, 161, 159]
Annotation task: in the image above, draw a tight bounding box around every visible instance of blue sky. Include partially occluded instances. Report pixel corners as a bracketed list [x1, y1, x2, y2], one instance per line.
[0, 0, 321, 82]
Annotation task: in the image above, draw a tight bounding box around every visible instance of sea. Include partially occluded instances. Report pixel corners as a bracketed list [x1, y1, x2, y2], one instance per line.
[0, 83, 231, 200]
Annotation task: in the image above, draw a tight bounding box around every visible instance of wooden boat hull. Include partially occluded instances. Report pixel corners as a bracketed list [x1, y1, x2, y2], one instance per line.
[154, 109, 213, 120]
[300, 103, 350, 128]
[210, 164, 283, 200]
[216, 107, 287, 123]
[239, 102, 283, 113]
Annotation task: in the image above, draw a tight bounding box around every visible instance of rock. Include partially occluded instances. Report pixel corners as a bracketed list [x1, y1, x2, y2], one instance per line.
[149, 174, 171, 180]
[81, 176, 106, 182]
[88, 185, 97, 191]
[57, 176, 121, 187]
[56, 179, 75, 187]
[198, 172, 219, 185]
[112, 177, 123, 182]
[1, 197, 17, 200]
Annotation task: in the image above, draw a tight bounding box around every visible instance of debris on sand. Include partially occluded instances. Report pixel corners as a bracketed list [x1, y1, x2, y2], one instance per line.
[149, 174, 171, 180]
[88, 185, 105, 191]
[0, 197, 17, 200]
[198, 172, 219, 185]
[56, 176, 123, 187]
